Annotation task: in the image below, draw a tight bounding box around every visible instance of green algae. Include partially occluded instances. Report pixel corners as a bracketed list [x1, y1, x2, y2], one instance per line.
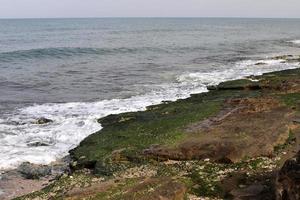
[280, 93, 300, 108]
[70, 97, 223, 172]
[214, 79, 261, 90]
[274, 130, 296, 154]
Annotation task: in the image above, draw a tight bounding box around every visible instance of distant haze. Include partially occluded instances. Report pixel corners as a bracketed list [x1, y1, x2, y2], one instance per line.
[1, 0, 300, 18]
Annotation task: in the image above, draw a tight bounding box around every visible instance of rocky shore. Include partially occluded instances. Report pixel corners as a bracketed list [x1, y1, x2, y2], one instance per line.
[6, 55, 300, 200]
[0, 158, 69, 200]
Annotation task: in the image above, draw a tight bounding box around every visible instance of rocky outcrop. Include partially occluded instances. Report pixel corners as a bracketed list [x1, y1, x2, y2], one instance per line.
[207, 79, 261, 91]
[276, 151, 300, 200]
[144, 97, 295, 163]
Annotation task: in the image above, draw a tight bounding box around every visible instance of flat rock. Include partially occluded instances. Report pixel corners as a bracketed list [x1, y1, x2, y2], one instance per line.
[65, 177, 187, 200]
[144, 97, 295, 163]
[230, 184, 265, 199]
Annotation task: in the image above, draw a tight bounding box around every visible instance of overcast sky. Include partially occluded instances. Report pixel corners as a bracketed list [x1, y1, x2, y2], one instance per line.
[1, 0, 300, 18]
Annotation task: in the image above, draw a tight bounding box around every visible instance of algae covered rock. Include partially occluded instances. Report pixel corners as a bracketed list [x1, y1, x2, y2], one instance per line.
[144, 97, 294, 163]
[34, 117, 53, 125]
[69, 94, 222, 171]
[211, 79, 261, 91]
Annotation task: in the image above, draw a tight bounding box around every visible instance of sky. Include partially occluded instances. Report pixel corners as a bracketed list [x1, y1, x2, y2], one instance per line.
[1, 0, 300, 18]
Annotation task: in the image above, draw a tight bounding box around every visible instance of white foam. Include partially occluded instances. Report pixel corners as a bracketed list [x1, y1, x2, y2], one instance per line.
[177, 59, 289, 86]
[0, 57, 299, 170]
[0, 83, 207, 169]
[288, 40, 300, 45]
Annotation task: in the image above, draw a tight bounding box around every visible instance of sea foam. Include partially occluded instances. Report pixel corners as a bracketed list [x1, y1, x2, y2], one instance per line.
[0, 58, 299, 170]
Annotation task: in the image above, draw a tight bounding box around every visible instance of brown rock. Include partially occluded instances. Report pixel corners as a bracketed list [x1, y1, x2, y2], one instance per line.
[230, 184, 265, 200]
[65, 177, 187, 200]
[17, 162, 51, 179]
[144, 97, 295, 163]
[123, 177, 187, 200]
[276, 151, 300, 200]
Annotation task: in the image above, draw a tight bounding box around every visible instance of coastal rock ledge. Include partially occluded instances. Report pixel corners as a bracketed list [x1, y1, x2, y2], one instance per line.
[11, 66, 300, 200]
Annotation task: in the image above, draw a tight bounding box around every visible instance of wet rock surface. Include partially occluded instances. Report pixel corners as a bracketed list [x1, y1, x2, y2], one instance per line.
[34, 117, 53, 125]
[26, 141, 51, 147]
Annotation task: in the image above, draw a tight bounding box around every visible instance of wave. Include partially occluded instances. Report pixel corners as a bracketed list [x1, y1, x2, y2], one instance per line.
[0, 46, 227, 63]
[0, 56, 299, 170]
[0, 47, 167, 62]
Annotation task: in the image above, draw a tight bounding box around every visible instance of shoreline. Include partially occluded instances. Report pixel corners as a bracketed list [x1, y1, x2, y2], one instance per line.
[5, 55, 300, 199]
[1, 54, 300, 171]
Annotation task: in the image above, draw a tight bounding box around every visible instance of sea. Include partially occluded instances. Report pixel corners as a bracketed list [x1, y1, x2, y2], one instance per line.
[0, 18, 300, 170]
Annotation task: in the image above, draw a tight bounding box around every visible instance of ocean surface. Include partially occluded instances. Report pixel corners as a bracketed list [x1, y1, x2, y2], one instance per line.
[0, 18, 300, 170]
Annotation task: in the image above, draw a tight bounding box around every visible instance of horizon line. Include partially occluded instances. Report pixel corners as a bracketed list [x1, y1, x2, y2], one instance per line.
[1, 16, 300, 20]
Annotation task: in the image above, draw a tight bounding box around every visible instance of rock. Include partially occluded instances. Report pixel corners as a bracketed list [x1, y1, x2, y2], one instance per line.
[119, 177, 187, 200]
[273, 55, 293, 60]
[45, 156, 71, 178]
[34, 117, 53, 125]
[215, 79, 261, 91]
[65, 177, 186, 200]
[27, 141, 51, 147]
[17, 162, 52, 179]
[8, 121, 26, 126]
[255, 62, 267, 66]
[275, 151, 300, 200]
[207, 85, 217, 90]
[292, 118, 300, 124]
[230, 184, 265, 199]
[144, 97, 293, 163]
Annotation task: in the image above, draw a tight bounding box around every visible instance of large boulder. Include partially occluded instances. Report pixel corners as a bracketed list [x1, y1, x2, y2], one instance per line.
[17, 162, 52, 179]
[276, 151, 300, 200]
